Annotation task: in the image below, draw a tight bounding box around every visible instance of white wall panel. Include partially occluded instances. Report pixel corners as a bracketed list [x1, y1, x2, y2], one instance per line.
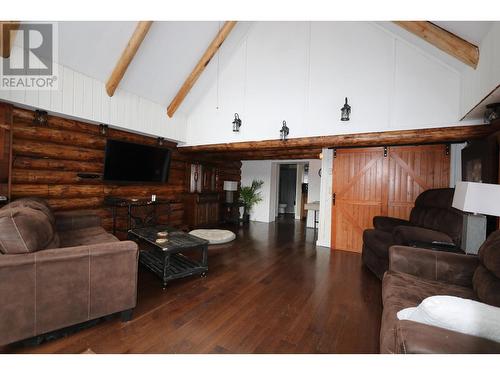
[0, 45, 187, 143]
[186, 21, 464, 147]
[460, 23, 500, 117]
[392, 39, 460, 129]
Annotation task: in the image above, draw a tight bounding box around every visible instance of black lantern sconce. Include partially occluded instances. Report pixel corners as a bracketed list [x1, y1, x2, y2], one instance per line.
[484, 103, 500, 124]
[232, 113, 242, 132]
[280, 120, 289, 141]
[99, 124, 108, 136]
[33, 110, 48, 126]
[157, 137, 165, 146]
[340, 97, 351, 121]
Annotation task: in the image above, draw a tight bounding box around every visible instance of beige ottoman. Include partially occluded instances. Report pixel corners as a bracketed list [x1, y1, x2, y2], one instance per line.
[189, 229, 236, 245]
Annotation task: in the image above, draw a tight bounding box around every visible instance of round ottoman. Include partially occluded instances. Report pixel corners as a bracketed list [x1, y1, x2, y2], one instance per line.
[189, 229, 236, 245]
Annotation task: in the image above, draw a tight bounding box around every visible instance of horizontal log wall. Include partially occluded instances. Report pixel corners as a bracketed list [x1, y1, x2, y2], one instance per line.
[10, 105, 241, 233]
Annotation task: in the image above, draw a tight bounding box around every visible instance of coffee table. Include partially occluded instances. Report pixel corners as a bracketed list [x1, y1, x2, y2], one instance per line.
[128, 225, 209, 288]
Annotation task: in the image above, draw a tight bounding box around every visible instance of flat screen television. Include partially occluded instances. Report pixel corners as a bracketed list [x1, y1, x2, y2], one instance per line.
[103, 139, 171, 183]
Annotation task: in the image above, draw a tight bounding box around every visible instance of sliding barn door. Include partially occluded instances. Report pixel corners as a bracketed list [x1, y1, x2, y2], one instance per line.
[331, 144, 450, 252]
[387, 145, 450, 220]
[331, 148, 388, 252]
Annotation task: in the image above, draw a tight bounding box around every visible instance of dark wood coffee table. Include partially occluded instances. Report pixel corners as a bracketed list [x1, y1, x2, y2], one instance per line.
[128, 225, 209, 288]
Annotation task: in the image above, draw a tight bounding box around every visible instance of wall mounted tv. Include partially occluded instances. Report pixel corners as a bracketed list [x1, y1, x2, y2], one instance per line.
[103, 139, 171, 183]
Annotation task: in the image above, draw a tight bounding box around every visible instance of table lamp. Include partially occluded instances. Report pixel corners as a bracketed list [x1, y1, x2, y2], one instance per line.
[223, 181, 238, 203]
[452, 181, 500, 254]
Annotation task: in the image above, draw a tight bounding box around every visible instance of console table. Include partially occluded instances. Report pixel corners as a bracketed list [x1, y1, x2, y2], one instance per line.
[104, 197, 171, 235]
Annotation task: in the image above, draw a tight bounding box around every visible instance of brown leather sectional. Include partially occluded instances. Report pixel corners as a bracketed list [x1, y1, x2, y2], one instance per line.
[363, 188, 464, 279]
[381, 231, 500, 353]
[0, 198, 139, 346]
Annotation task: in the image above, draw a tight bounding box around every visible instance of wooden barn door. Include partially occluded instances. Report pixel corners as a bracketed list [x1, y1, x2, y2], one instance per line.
[331, 147, 388, 252]
[387, 145, 450, 220]
[331, 144, 450, 252]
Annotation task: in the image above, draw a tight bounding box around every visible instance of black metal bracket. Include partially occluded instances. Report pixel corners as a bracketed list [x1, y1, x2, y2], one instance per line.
[445, 144, 450, 156]
[99, 124, 109, 136]
[33, 110, 48, 126]
[383, 146, 388, 157]
[333, 148, 337, 158]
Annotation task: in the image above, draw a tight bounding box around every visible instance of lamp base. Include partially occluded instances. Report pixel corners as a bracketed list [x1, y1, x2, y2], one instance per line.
[461, 213, 487, 255]
[225, 191, 234, 204]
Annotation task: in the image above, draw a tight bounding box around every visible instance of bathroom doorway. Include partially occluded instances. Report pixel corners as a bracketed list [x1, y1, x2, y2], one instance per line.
[278, 164, 297, 216]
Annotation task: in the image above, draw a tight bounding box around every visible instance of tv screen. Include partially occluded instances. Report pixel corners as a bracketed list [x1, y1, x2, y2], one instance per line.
[103, 139, 171, 183]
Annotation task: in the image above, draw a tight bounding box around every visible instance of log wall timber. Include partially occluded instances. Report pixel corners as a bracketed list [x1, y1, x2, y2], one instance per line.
[179, 123, 500, 154]
[8, 105, 241, 233]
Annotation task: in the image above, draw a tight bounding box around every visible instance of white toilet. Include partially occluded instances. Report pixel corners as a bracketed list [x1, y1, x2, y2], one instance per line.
[278, 203, 287, 215]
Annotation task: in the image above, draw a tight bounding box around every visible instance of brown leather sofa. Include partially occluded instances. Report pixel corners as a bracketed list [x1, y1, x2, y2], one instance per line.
[380, 230, 500, 353]
[362, 188, 464, 279]
[0, 198, 139, 346]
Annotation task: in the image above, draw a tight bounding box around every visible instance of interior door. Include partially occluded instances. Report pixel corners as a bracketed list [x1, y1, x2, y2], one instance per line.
[331, 144, 450, 252]
[387, 145, 450, 220]
[331, 147, 388, 252]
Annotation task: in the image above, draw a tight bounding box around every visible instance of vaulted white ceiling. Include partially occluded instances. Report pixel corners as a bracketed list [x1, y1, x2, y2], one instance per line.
[49, 21, 494, 116]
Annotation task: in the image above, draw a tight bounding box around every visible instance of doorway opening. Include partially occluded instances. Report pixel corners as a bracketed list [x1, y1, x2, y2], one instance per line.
[278, 164, 298, 218]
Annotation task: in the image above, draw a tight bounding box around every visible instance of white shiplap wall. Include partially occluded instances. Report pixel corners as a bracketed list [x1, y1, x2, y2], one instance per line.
[0, 47, 187, 143]
[460, 22, 500, 118]
[186, 21, 464, 147]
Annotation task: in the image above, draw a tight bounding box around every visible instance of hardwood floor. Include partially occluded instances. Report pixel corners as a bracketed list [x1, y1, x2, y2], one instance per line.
[3, 217, 382, 354]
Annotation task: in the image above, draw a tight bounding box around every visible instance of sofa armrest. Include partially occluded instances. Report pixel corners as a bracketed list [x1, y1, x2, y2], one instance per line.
[389, 246, 479, 287]
[373, 216, 412, 233]
[395, 320, 500, 354]
[0, 240, 138, 346]
[392, 225, 454, 245]
[55, 210, 102, 231]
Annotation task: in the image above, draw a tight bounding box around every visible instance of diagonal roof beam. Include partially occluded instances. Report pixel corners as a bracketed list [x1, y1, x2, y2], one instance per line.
[0, 21, 20, 58]
[393, 21, 479, 69]
[106, 21, 153, 97]
[167, 21, 237, 118]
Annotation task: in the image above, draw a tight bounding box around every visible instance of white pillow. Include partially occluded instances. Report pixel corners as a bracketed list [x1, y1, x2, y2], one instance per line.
[397, 295, 500, 343]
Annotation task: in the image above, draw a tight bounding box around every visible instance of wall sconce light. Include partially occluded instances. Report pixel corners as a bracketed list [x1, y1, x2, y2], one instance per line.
[280, 120, 289, 141]
[157, 137, 165, 146]
[232, 113, 242, 132]
[33, 110, 48, 126]
[99, 124, 108, 136]
[484, 103, 500, 124]
[340, 97, 351, 121]
[319, 152, 323, 160]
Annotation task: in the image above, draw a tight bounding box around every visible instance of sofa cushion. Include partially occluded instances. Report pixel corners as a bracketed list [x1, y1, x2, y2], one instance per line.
[473, 265, 500, 307]
[382, 270, 475, 308]
[363, 229, 394, 259]
[58, 226, 119, 248]
[0, 206, 55, 254]
[408, 188, 463, 246]
[2, 197, 55, 226]
[380, 270, 475, 353]
[478, 230, 500, 278]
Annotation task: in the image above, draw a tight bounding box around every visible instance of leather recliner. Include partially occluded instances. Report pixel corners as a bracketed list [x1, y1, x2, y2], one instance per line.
[362, 188, 464, 279]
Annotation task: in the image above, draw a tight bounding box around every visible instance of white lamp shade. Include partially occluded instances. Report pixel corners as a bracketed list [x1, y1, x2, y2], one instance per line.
[223, 181, 238, 191]
[452, 181, 500, 217]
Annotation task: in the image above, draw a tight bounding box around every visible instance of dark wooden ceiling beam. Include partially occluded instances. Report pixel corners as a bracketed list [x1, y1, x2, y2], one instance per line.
[179, 123, 499, 154]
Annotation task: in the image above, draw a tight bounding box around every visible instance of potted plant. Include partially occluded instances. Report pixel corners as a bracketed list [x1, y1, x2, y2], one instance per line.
[239, 179, 264, 224]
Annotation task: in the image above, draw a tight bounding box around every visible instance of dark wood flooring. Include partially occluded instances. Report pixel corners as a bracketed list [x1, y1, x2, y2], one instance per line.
[4, 217, 382, 354]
